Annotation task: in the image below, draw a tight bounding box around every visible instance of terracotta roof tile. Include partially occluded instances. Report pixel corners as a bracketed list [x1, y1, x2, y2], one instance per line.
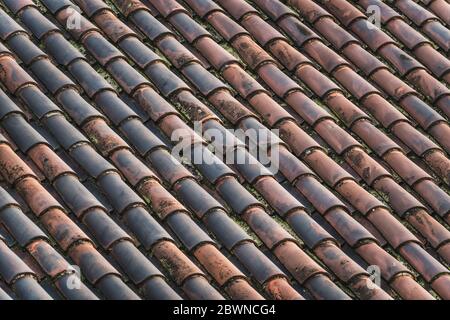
[0, 0, 448, 300]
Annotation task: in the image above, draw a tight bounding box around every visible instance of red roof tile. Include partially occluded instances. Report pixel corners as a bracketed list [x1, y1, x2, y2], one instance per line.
[0, 0, 448, 300]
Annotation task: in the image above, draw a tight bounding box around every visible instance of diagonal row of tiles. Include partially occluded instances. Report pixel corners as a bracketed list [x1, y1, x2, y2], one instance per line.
[0, 0, 448, 300]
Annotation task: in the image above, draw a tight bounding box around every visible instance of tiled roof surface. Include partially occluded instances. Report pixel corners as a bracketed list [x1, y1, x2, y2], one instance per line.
[0, 0, 448, 300]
